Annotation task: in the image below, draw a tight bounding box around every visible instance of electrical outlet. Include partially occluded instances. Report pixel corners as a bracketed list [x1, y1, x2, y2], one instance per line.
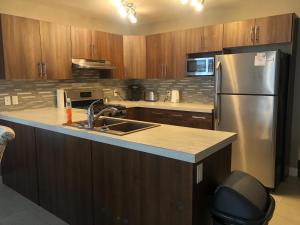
[113, 89, 118, 97]
[12, 96, 19, 105]
[4, 96, 11, 106]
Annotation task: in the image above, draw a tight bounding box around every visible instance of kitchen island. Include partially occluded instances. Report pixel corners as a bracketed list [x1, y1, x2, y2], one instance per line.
[0, 108, 236, 225]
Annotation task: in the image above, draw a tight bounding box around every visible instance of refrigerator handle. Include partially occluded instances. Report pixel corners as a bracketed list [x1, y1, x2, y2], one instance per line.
[215, 61, 222, 128]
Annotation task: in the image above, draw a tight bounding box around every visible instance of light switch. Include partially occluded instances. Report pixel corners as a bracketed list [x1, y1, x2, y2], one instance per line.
[4, 96, 11, 106]
[12, 96, 19, 105]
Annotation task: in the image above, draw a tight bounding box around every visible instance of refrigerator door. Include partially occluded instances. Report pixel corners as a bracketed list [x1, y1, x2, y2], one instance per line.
[215, 51, 279, 95]
[215, 94, 277, 188]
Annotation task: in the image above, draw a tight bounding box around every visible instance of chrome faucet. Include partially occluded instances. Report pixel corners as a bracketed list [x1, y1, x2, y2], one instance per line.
[87, 100, 119, 129]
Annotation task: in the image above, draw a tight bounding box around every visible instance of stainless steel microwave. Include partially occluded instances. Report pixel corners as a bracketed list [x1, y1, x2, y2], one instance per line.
[186, 57, 215, 76]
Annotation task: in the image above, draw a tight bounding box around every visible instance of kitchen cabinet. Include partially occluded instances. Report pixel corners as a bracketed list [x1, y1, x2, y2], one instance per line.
[36, 128, 93, 225]
[1, 14, 42, 80]
[126, 107, 213, 130]
[92, 30, 112, 60]
[223, 14, 294, 48]
[71, 26, 93, 59]
[186, 24, 223, 53]
[254, 14, 293, 45]
[146, 32, 186, 79]
[110, 33, 124, 79]
[40, 21, 72, 79]
[123, 35, 146, 79]
[0, 120, 38, 204]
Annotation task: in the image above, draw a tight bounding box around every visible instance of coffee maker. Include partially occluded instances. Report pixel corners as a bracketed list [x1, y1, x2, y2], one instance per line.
[127, 84, 144, 101]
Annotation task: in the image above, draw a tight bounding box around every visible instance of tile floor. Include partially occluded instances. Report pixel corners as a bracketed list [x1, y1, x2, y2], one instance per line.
[0, 177, 299, 225]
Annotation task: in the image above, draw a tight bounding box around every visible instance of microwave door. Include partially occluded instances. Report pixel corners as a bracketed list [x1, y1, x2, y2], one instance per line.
[186, 59, 206, 76]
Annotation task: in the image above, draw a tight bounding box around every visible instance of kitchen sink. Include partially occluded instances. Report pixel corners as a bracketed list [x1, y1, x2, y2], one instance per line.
[65, 117, 160, 136]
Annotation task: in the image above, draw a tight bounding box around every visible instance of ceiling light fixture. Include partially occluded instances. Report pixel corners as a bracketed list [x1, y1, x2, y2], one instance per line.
[115, 0, 138, 24]
[181, 0, 205, 12]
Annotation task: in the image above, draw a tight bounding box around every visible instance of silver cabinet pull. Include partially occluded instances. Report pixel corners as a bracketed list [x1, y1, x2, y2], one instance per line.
[192, 116, 206, 120]
[151, 111, 164, 115]
[255, 26, 260, 43]
[250, 26, 255, 43]
[171, 114, 183, 117]
[165, 64, 167, 79]
[42, 63, 47, 78]
[38, 62, 43, 78]
[161, 64, 164, 78]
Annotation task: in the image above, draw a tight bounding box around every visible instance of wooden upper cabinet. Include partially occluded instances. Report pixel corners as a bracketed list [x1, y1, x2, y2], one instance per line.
[254, 14, 293, 45]
[123, 36, 146, 79]
[92, 30, 112, 60]
[1, 14, 42, 80]
[160, 32, 174, 79]
[202, 24, 223, 52]
[223, 19, 255, 48]
[146, 34, 162, 79]
[110, 34, 124, 79]
[40, 22, 72, 80]
[172, 30, 186, 79]
[71, 26, 92, 59]
[186, 27, 203, 54]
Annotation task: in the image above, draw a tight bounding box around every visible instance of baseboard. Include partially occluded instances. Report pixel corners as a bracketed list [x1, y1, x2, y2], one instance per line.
[289, 167, 299, 177]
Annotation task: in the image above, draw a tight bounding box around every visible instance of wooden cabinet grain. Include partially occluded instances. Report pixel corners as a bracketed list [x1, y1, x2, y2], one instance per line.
[71, 26, 92, 59]
[254, 14, 293, 45]
[1, 14, 42, 80]
[110, 33, 124, 79]
[146, 34, 162, 79]
[40, 21, 72, 79]
[0, 120, 38, 204]
[36, 128, 93, 225]
[92, 30, 112, 61]
[123, 35, 146, 79]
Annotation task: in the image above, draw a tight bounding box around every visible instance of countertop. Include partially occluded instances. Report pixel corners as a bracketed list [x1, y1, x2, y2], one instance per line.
[0, 108, 236, 163]
[108, 100, 214, 113]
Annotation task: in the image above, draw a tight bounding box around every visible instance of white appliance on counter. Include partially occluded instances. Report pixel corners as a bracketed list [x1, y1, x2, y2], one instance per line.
[170, 90, 180, 103]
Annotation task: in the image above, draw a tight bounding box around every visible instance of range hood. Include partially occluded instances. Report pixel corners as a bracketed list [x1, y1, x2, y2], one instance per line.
[72, 59, 115, 70]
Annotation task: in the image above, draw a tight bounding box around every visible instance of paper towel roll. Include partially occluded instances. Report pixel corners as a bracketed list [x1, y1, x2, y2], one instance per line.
[56, 89, 65, 108]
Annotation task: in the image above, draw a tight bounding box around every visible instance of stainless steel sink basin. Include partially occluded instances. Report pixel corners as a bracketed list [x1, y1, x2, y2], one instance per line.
[65, 117, 160, 136]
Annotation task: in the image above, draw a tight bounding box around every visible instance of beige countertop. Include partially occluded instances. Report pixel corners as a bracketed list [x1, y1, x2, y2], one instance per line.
[108, 100, 214, 113]
[0, 107, 236, 163]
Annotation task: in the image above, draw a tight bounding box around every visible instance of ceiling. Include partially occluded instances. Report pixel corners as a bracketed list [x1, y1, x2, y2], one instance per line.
[2, 0, 300, 34]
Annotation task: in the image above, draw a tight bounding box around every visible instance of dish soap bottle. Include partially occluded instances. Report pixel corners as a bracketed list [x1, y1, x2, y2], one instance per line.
[66, 98, 72, 125]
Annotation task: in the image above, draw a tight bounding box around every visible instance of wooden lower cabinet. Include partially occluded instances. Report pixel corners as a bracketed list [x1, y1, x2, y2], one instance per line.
[0, 120, 38, 203]
[126, 107, 214, 130]
[36, 128, 93, 225]
[1, 121, 230, 225]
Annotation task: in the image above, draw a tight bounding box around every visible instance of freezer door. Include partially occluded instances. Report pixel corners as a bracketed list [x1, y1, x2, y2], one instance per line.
[215, 51, 279, 95]
[215, 95, 277, 188]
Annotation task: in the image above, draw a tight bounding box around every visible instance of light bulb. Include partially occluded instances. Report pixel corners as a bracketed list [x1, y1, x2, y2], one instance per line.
[191, 0, 198, 6]
[180, 0, 189, 5]
[128, 13, 137, 23]
[195, 2, 204, 11]
[118, 6, 127, 18]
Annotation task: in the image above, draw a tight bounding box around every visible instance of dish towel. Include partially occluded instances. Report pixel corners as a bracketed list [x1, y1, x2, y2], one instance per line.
[0, 125, 15, 163]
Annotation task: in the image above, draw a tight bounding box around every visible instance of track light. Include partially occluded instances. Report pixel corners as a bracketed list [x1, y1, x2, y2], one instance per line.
[115, 0, 138, 24]
[180, 0, 205, 11]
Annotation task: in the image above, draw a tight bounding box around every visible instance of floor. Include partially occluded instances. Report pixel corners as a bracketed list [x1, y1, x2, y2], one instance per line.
[0, 177, 299, 225]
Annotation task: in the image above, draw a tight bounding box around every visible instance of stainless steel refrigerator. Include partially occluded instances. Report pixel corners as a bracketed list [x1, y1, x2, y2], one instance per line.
[214, 51, 288, 188]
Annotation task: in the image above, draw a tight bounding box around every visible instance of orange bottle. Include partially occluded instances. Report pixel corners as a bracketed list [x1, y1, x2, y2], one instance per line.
[66, 98, 72, 125]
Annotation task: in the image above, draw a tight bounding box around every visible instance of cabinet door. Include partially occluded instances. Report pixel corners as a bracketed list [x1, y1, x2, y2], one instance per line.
[92, 30, 112, 60]
[172, 30, 186, 79]
[36, 129, 93, 225]
[110, 34, 124, 79]
[40, 21, 72, 79]
[160, 32, 174, 79]
[0, 120, 38, 204]
[146, 34, 162, 79]
[254, 14, 293, 45]
[185, 27, 203, 54]
[202, 24, 223, 52]
[223, 19, 255, 48]
[1, 14, 42, 80]
[123, 35, 146, 79]
[71, 26, 92, 59]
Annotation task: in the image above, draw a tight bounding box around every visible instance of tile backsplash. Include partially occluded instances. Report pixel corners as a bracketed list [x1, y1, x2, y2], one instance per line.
[0, 71, 215, 111]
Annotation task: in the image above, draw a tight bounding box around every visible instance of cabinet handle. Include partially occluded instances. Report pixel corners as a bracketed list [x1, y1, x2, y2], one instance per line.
[91, 44, 94, 58]
[161, 64, 164, 78]
[171, 114, 183, 117]
[38, 62, 43, 78]
[151, 111, 164, 115]
[255, 26, 260, 42]
[165, 64, 167, 79]
[42, 63, 47, 78]
[250, 26, 255, 43]
[192, 116, 207, 120]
